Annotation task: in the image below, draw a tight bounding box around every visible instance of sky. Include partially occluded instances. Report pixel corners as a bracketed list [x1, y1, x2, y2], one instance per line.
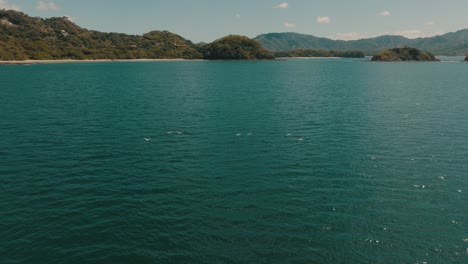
[1, 0, 468, 42]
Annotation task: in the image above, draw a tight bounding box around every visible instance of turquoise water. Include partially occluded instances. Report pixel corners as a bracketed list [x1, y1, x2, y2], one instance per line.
[0, 59, 467, 263]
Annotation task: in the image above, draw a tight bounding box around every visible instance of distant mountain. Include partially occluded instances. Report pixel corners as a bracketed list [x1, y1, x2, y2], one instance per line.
[273, 49, 364, 58]
[254, 31, 468, 55]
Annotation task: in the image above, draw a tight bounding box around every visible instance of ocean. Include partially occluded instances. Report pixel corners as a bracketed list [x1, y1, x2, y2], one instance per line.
[0, 59, 467, 263]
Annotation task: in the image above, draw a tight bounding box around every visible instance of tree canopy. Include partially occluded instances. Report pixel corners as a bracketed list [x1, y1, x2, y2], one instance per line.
[199, 35, 274, 60]
[371, 47, 439, 61]
[0, 10, 202, 60]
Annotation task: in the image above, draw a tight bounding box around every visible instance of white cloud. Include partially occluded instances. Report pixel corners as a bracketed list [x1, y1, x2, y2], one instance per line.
[316, 16, 331, 24]
[380, 11, 391, 17]
[37, 1, 58, 11]
[235, 13, 241, 19]
[392, 30, 432, 38]
[0, 0, 20, 11]
[64, 15, 75, 22]
[329, 32, 373, 41]
[273, 2, 289, 9]
[330, 30, 443, 40]
[283, 22, 296, 28]
[424, 21, 435, 26]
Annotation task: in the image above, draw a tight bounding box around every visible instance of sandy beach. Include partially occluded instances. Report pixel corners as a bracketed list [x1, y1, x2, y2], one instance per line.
[0, 58, 205, 65]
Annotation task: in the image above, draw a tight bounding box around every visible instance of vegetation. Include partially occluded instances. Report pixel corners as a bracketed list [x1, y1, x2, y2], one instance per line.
[0, 10, 277, 61]
[3, 9, 463, 61]
[0, 10, 203, 60]
[274, 49, 364, 58]
[371, 47, 439, 61]
[199, 35, 274, 60]
[254, 31, 468, 56]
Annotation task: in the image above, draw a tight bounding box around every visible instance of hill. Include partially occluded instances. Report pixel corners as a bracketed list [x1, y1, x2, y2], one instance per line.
[254, 31, 468, 55]
[199, 35, 274, 60]
[371, 47, 438, 61]
[0, 10, 202, 60]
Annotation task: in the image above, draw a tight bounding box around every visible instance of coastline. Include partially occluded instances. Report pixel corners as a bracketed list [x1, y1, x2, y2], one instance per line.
[290, 56, 342, 59]
[0, 58, 205, 65]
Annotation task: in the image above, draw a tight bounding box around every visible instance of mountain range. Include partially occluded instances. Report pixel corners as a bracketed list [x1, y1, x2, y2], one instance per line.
[254, 31, 468, 56]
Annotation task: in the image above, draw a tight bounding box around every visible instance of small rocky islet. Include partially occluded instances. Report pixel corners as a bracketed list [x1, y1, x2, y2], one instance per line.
[371, 47, 439, 62]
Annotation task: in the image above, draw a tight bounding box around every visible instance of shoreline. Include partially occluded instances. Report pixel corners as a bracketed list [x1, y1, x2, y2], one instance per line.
[289, 56, 342, 59]
[0, 58, 205, 65]
[0, 57, 363, 65]
[2, 57, 462, 65]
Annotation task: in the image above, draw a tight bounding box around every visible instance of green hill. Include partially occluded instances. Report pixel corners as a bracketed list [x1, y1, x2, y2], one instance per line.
[199, 35, 274, 60]
[0, 10, 276, 61]
[254, 31, 468, 56]
[371, 47, 438, 62]
[0, 10, 202, 60]
[254, 32, 351, 52]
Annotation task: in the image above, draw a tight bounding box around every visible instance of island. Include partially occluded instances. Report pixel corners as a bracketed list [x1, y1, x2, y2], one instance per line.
[371, 47, 439, 62]
[199, 35, 274, 60]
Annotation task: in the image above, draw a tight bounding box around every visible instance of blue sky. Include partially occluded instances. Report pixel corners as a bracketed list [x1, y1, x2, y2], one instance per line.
[1, 0, 467, 42]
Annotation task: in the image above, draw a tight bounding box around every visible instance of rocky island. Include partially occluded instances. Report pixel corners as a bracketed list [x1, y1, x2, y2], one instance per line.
[371, 47, 439, 62]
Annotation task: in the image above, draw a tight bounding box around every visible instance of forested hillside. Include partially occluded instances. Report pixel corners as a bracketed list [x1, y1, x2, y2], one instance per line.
[0, 10, 202, 60]
[255, 31, 468, 55]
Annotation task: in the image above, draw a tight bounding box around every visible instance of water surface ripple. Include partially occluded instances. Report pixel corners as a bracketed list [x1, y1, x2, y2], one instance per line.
[0, 59, 467, 263]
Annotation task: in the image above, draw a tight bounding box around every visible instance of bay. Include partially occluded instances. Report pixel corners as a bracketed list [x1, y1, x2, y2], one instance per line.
[0, 59, 467, 263]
